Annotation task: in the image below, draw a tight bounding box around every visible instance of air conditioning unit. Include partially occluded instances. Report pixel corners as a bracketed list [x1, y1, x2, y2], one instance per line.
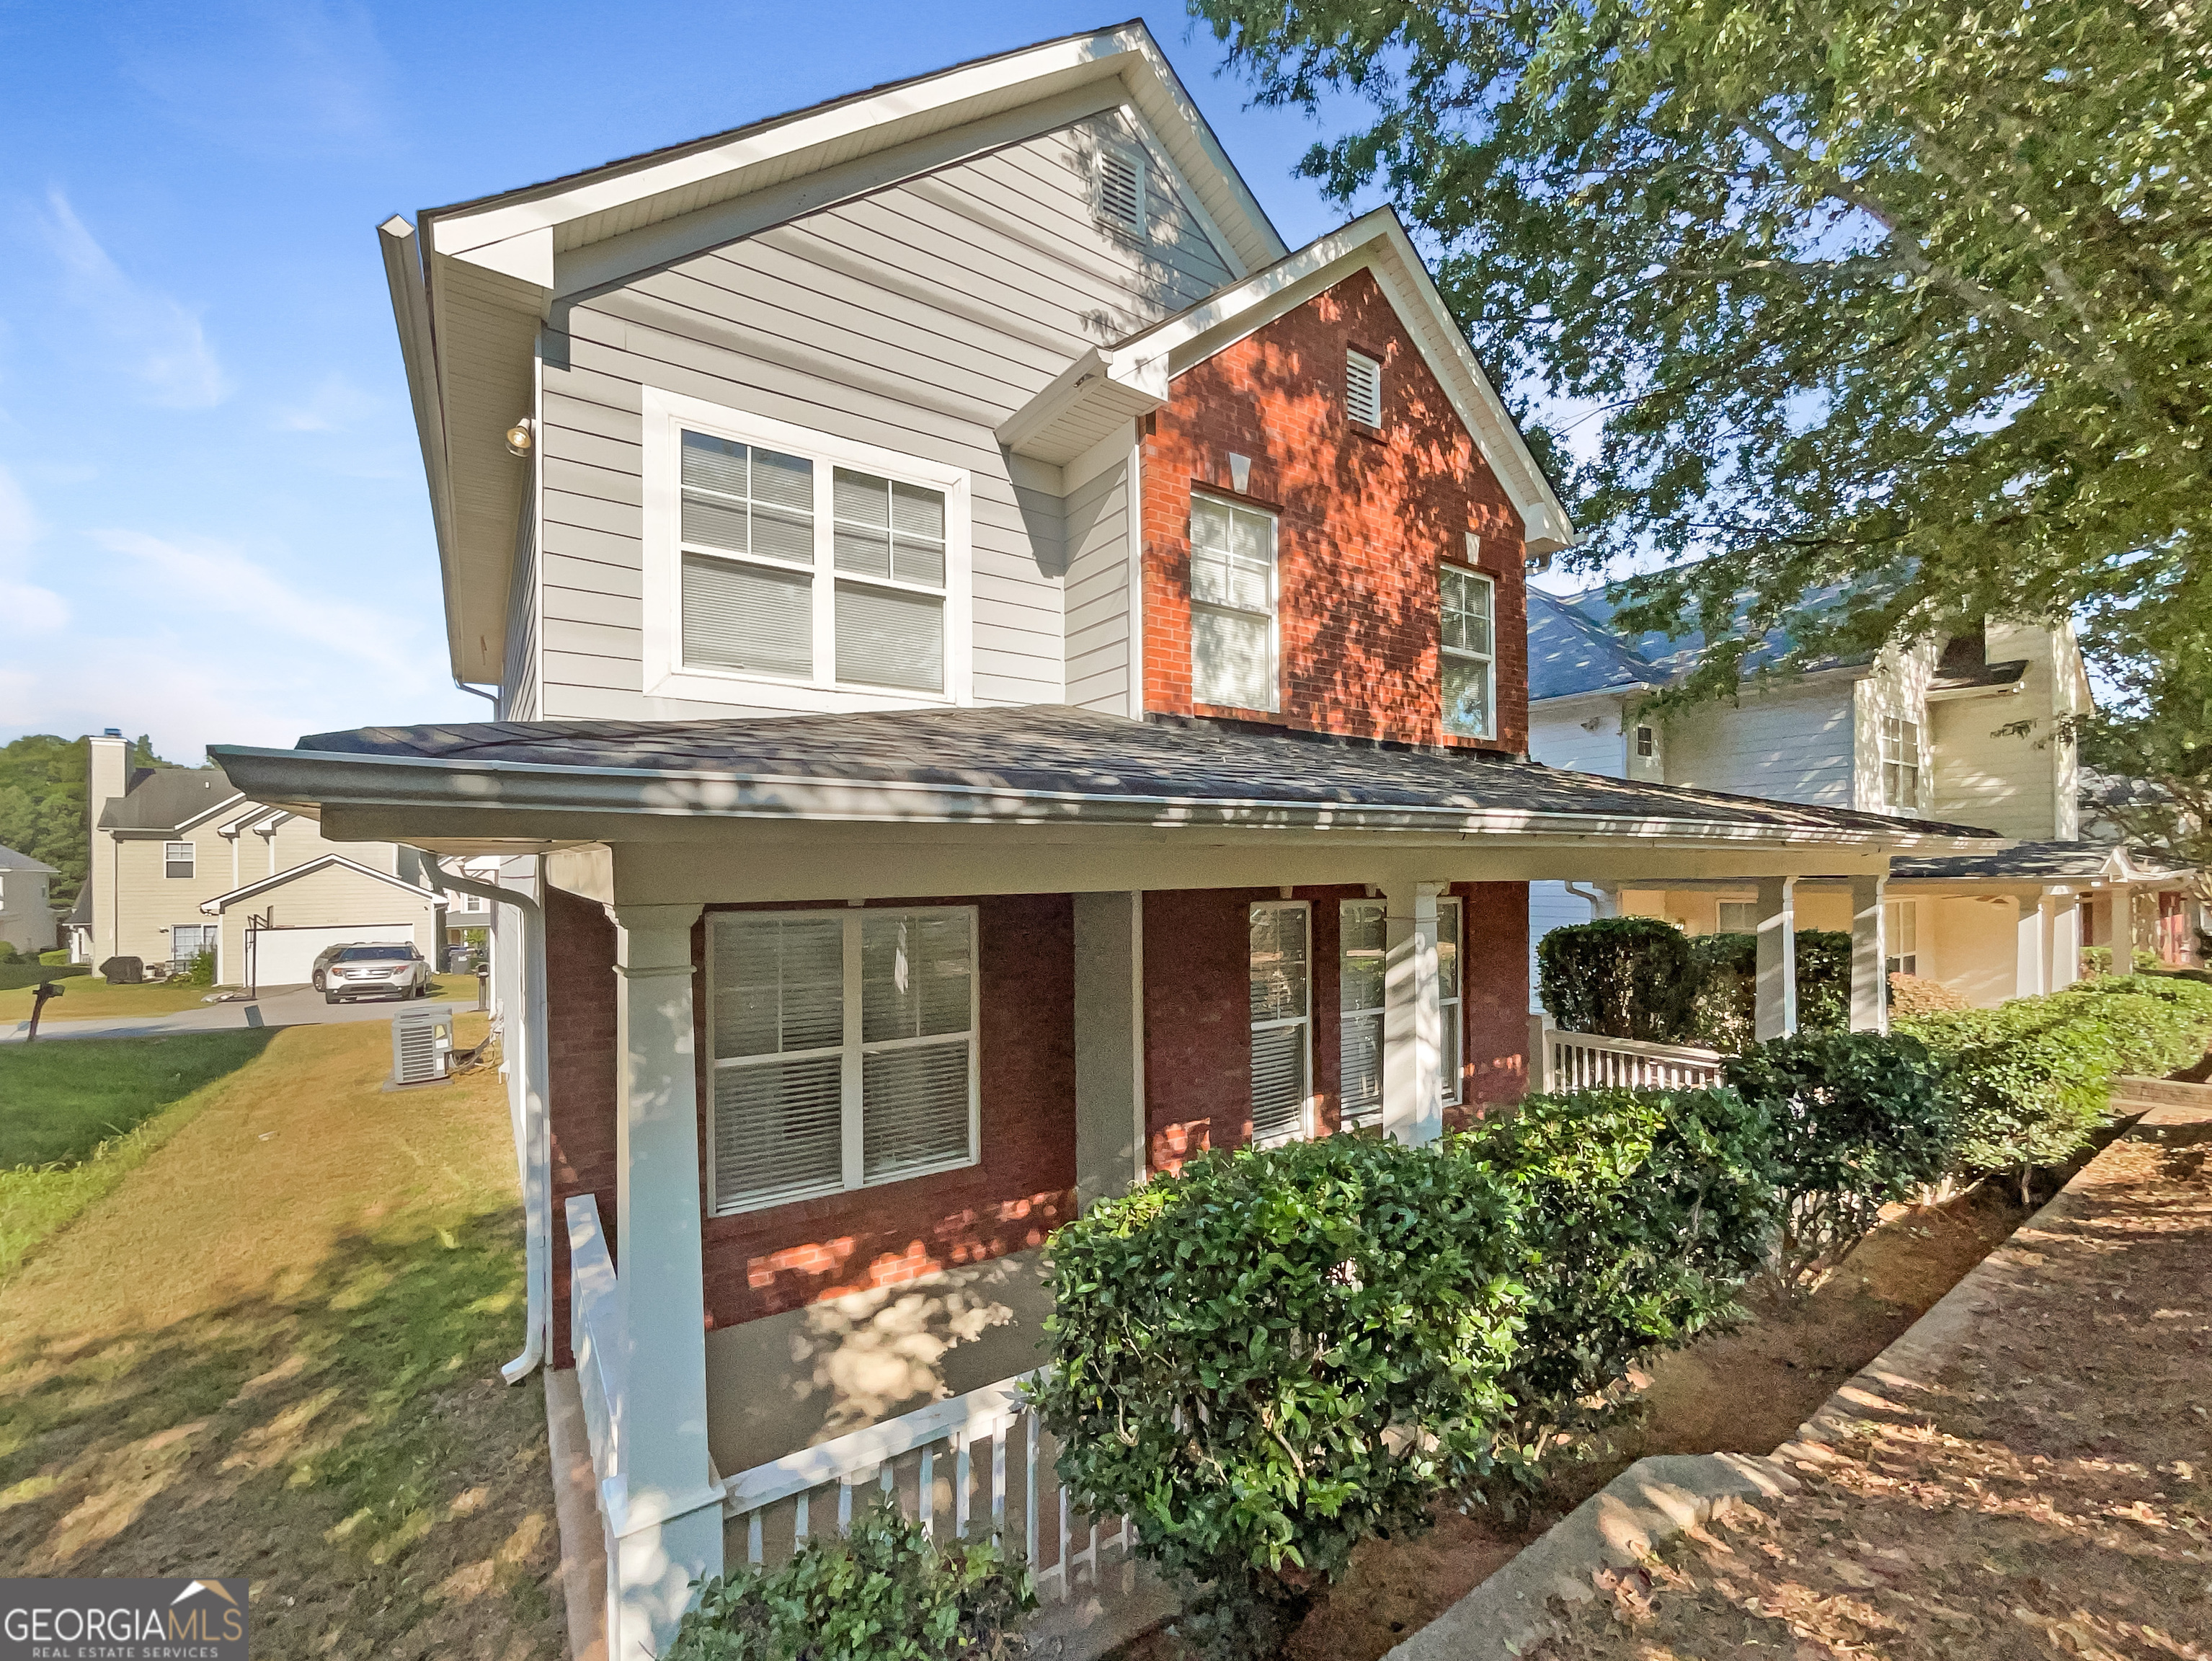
[391, 1005, 456, 1086]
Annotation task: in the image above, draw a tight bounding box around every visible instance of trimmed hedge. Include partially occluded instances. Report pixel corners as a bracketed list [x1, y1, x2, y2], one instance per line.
[0, 962, 88, 993]
[1537, 917, 1697, 1041]
[665, 1500, 1033, 1661]
[1472, 1086, 1777, 1459]
[1686, 930, 1852, 1052]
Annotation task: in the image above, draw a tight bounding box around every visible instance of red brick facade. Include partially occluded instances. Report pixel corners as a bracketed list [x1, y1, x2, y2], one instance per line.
[1142, 882, 1529, 1171]
[545, 885, 620, 1370]
[1141, 267, 1531, 755]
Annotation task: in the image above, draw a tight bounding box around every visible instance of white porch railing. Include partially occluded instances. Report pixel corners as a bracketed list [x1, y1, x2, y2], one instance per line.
[1527, 1012, 1725, 1092]
[719, 1375, 1131, 1604]
[565, 1193, 626, 1495]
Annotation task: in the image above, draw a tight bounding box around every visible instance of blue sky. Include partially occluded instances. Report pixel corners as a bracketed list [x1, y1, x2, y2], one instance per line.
[0, 2, 1521, 762]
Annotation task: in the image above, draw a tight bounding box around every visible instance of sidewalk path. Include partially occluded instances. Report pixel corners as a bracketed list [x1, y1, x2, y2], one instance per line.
[4, 985, 486, 1043]
[1527, 1103, 2212, 1660]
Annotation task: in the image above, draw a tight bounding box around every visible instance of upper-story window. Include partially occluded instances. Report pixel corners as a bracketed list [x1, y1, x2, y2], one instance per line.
[644, 390, 972, 711]
[164, 841, 195, 879]
[1635, 725, 1657, 758]
[1440, 564, 1496, 739]
[1345, 349, 1383, 428]
[1191, 495, 1279, 711]
[1881, 714, 1924, 812]
[1096, 141, 1147, 239]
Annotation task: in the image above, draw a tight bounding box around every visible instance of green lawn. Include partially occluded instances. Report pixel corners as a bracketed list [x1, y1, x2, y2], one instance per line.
[0, 978, 219, 1023]
[0, 1032, 276, 1276]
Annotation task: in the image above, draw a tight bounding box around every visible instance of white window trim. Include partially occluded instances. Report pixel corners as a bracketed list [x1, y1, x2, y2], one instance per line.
[641, 387, 974, 712]
[1190, 490, 1281, 714]
[1439, 562, 1497, 740]
[164, 841, 195, 879]
[703, 905, 982, 1218]
[1249, 898, 1314, 1148]
[1438, 895, 1463, 1108]
[1880, 714, 1924, 813]
[1885, 899, 1919, 977]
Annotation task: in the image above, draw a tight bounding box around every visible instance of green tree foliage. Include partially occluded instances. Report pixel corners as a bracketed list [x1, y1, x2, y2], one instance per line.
[663, 1500, 1034, 1661]
[1031, 1134, 1525, 1657]
[1687, 930, 1852, 1051]
[0, 732, 185, 911]
[2075, 653, 2212, 883]
[1722, 1032, 1950, 1292]
[1537, 916, 1695, 1040]
[1192, 0, 2212, 683]
[1472, 1086, 1778, 1462]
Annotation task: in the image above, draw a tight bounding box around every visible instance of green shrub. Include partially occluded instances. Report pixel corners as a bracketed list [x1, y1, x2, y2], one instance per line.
[0, 962, 89, 992]
[1032, 1133, 1526, 1656]
[1538, 917, 1697, 1041]
[1472, 1086, 1778, 1461]
[174, 948, 215, 988]
[1686, 931, 1852, 1053]
[663, 1500, 1034, 1661]
[1722, 1032, 1950, 1292]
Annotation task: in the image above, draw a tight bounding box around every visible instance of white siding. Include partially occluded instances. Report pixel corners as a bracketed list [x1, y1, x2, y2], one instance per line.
[1666, 678, 1857, 807]
[1527, 881, 1597, 1014]
[1929, 622, 2079, 841]
[533, 113, 1230, 720]
[1529, 700, 1628, 776]
[1850, 641, 1937, 815]
[499, 453, 541, 720]
[1062, 453, 1133, 714]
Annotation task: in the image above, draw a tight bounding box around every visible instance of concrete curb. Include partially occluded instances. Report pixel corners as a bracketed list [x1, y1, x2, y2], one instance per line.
[1386, 1108, 2204, 1660]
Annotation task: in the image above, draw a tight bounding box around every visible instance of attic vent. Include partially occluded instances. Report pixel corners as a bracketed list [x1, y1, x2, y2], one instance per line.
[1096, 143, 1147, 237]
[1346, 350, 1383, 427]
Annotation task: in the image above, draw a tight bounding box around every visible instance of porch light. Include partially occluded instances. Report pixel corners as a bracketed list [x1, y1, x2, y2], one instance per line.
[504, 417, 534, 456]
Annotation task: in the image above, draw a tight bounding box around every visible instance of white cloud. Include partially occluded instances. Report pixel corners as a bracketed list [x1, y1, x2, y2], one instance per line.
[38, 190, 230, 409]
[0, 464, 70, 637]
[274, 371, 379, 433]
[92, 527, 425, 677]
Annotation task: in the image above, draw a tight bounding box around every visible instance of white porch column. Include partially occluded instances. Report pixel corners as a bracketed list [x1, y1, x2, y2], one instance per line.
[1848, 876, 1887, 1033]
[2014, 895, 2046, 998]
[1754, 877, 1798, 1041]
[608, 901, 722, 1659]
[1382, 880, 1444, 1146]
[2110, 884, 2137, 974]
[2045, 890, 2082, 991]
[1073, 892, 1145, 1209]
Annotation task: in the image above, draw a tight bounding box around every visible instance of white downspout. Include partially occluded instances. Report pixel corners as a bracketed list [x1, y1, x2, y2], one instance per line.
[425, 853, 550, 1383]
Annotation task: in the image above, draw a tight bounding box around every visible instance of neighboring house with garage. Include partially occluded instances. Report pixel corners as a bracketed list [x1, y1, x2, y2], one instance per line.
[0, 844, 58, 956]
[1525, 590, 2201, 1004]
[208, 25, 1997, 1657]
[79, 727, 456, 985]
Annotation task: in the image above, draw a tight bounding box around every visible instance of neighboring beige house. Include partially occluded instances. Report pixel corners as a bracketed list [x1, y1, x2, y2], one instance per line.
[1527, 597, 2202, 1006]
[0, 844, 58, 956]
[81, 728, 462, 985]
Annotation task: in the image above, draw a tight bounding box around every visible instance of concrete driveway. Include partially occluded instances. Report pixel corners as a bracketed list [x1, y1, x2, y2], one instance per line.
[4, 985, 485, 1044]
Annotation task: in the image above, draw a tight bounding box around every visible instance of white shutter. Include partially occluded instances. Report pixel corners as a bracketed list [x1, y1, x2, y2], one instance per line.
[1097, 143, 1145, 235]
[1346, 350, 1382, 427]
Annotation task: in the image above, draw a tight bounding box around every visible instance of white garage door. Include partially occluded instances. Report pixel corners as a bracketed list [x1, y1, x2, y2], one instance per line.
[251, 923, 417, 988]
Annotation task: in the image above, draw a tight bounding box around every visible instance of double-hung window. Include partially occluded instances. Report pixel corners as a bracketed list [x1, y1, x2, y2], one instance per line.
[706, 907, 978, 1215]
[1440, 565, 1496, 738]
[1190, 495, 1278, 711]
[1248, 900, 1312, 1146]
[164, 841, 195, 879]
[1338, 896, 1462, 1128]
[646, 391, 970, 708]
[1881, 716, 1924, 812]
[1717, 900, 1759, 934]
[1885, 900, 1919, 977]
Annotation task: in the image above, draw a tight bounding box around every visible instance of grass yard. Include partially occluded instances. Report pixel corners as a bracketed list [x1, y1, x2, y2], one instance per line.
[0, 978, 221, 1023]
[0, 1019, 564, 1659]
[0, 1032, 275, 1273]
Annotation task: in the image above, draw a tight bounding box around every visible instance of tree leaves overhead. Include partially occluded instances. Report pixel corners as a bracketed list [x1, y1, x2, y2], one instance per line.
[1192, 0, 2212, 686]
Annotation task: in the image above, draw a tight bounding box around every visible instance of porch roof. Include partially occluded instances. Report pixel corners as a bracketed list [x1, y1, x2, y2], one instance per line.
[1888, 839, 2193, 886]
[211, 705, 1999, 854]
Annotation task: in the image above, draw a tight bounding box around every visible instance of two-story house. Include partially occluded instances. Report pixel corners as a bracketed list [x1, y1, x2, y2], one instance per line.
[73, 727, 466, 986]
[1527, 588, 2200, 1005]
[209, 25, 1997, 1656]
[0, 845, 58, 956]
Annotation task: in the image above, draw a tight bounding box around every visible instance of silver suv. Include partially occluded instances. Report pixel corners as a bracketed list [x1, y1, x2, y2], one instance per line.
[323, 944, 433, 1004]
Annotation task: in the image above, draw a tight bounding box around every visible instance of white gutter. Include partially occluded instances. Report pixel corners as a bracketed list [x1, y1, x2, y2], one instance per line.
[425, 854, 550, 1384]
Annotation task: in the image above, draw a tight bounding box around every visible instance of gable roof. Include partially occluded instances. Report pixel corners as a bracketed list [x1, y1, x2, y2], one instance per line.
[0, 844, 56, 876]
[1527, 590, 1661, 702]
[97, 769, 242, 833]
[996, 208, 1572, 550]
[196, 854, 433, 916]
[381, 22, 1288, 681]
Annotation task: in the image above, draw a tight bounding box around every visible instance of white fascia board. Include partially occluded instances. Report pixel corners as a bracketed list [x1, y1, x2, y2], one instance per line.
[1107, 209, 1575, 554]
[423, 27, 1278, 269]
[197, 852, 434, 915]
[453, 224, 554, 289]
[169, 792, 251, 836]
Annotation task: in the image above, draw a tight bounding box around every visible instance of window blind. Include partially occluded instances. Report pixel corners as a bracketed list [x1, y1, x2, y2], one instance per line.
[684, 554, 814, 678]
[1338, 900, 1387, 1130]
[709, 908, 977, 1216]
[1191, 496, 1278, 710]
[1346, 350, 1382, 427]
[1437, 898, 1463, 1107]
[1249, 901, 1311, 1147]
